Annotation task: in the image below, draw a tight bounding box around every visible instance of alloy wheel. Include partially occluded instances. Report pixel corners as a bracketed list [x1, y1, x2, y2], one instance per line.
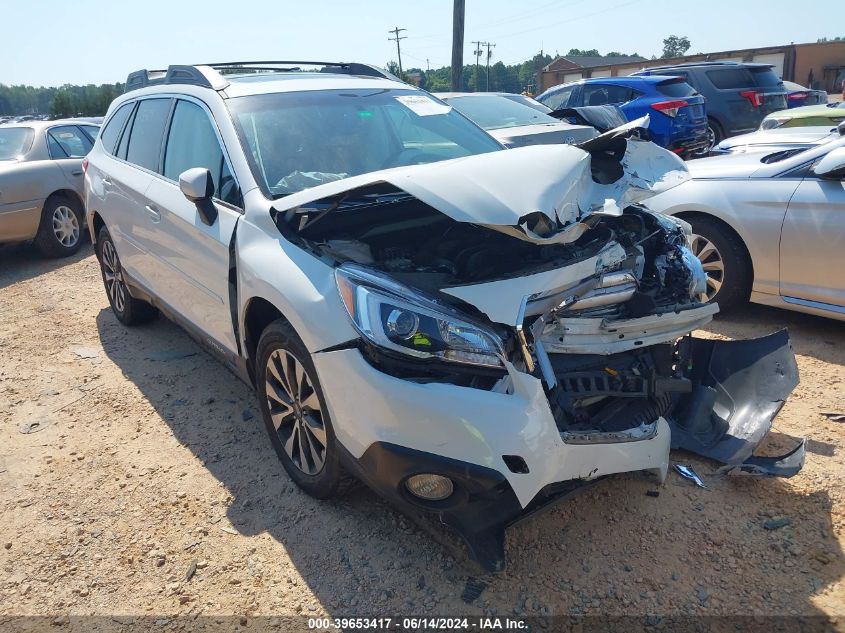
[690, 233, 724, 301]
[101, 239, 127, 313]
[52, 205, 79, 247]
[264, 349, 327, 475]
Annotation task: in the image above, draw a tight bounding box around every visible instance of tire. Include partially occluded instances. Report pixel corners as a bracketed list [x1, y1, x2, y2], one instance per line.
[706, 118, 724, 151]
[96, 226, 158, 325]
[34, 195, 84, 258]
[686, 215, 752, 312]
[256, 320, 342, 499]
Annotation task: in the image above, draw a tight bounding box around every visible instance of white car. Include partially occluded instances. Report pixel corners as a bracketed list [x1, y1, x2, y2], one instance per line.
[85, 61, 803, 571]
[649, 136, 845, 320]
[711, 124, 841, 155]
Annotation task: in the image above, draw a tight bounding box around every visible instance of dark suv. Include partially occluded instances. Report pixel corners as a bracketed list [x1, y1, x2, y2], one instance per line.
[633, 62, 787, 148]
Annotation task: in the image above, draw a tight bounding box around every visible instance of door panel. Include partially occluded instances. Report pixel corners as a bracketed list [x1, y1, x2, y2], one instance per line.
[144, 178, 239, 355]
[138, 98, 242, 355]
[97, 157, 154, 285]
[780, 178, 845, 306]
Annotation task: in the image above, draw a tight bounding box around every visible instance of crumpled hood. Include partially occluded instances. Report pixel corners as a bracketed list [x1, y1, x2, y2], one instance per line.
[281, 122, 689, 246]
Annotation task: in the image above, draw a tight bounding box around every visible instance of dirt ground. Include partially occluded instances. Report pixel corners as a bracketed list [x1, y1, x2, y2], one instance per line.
[1, 242, 844, 626]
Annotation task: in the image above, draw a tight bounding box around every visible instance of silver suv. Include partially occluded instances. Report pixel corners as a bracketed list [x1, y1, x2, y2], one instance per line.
[85, 61, 803, 571]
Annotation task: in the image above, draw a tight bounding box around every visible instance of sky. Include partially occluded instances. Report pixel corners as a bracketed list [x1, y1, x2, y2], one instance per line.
[1, 0, 839, 87]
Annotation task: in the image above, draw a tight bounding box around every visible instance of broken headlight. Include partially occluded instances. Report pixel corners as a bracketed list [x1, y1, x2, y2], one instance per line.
[335, 264, 504, 368]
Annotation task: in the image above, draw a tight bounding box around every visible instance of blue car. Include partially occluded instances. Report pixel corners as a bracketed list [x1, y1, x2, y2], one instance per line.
[535, 76, 709, 157]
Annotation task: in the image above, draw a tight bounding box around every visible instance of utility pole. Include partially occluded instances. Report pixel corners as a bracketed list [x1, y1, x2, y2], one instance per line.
[472, 40, 484, 92]
[485, 42, 496, 91]
[388, 27, 407, 78]
[451, 0, 465, 91]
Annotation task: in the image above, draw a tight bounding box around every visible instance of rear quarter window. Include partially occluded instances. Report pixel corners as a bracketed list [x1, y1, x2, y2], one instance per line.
[705, 68, 755, 90]
[750, 67, 783, 88]
[99, 102, 134, 155]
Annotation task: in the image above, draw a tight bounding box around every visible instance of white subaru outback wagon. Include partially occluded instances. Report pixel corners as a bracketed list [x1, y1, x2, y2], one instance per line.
[85, 61, 803, 571]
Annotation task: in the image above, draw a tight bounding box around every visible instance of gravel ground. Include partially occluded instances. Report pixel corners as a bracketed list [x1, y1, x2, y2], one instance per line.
[1, 243, 843, 625]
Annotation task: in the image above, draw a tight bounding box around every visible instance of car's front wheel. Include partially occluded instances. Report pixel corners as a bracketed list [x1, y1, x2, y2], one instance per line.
[96, 226, 158, 325]
[686, 216, 752, 311]
[256, 320, 342, 499]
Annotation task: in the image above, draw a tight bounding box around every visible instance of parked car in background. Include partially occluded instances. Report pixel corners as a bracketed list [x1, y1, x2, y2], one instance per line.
[435, 92, 597, 147]
[535, 76, 708, 157]
[0, 120, 99, 256]
[761, 101, 845, 130]
[783, 81, 827, 108]
[86, 61, 801, 571]
[711, 124, 841, 155]
[648, 134, 845, 320]
[633, 62, 788, 149]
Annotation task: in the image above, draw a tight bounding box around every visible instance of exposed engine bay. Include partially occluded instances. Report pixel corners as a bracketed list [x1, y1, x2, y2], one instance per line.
[271, 127, 803, 479]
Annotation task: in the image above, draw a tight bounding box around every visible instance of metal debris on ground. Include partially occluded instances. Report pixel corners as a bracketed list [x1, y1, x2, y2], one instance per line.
[674, 464, 708, 489]
[461, 577, 488, 604]
[821, 411, 845, 423]
[646, 490, 660, 497]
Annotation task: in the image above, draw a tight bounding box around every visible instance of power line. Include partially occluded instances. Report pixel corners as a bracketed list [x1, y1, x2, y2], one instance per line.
[388, 27, 407, 77]
[489, 0, 643, 41]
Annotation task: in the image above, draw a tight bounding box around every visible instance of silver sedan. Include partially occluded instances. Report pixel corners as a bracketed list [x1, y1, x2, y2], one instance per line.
[648, 134, 845, 321]
[0, 120, 99, 257]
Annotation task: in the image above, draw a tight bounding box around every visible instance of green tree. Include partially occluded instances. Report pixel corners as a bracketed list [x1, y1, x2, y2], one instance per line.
[662, 35, 691, 59]
[49, 89, 75, 118]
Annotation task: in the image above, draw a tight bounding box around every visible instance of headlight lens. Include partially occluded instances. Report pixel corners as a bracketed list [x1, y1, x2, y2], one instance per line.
[336, 264, 504, 368]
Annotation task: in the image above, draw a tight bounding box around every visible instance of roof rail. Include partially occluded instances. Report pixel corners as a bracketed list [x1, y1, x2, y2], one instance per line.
[124, 61, 398, 93]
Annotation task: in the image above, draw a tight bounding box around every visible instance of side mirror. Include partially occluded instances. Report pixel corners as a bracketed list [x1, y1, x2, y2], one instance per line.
[838, 120, 845, 136]
[179, 167, 218, 226]
[812, 147, 845, 179]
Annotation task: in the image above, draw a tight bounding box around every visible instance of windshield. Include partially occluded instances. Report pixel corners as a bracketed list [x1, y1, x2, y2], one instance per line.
[499, 94, 553, 114]
[446, 95, 559, 130]
[0, 127, 35, 160]
[227, 88, 502, 197]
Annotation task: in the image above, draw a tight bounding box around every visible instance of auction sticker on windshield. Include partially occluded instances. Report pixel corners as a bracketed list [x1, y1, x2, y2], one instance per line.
[395, 95, 451, 116]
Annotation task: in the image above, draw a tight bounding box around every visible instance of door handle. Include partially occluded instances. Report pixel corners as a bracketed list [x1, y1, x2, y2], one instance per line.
[71, 170, 83, 176]
[101, 177, 112, 187]
[145, 205, 162, 223]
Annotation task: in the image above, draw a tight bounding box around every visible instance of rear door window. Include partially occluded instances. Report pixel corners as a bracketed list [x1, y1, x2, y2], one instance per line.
[125, 98, 172, 171]
[582, 84, 634, 106]
[163, 100, 240, 207]
[705, 68, 755, 89]
[47, 125, 93, 159]
[99, 102, 134, 155]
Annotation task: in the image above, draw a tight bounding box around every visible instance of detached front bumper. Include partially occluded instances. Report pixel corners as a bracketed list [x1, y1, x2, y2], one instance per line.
[313, 330, 802, 571]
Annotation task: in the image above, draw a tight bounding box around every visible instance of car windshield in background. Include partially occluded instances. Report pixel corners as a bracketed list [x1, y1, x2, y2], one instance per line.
[0, 127, 35, 160]
[499, 94, 553, 114]
[227, 89, 502, 197]
[656, 79, 698, 98]
[447, 95, 559, 130]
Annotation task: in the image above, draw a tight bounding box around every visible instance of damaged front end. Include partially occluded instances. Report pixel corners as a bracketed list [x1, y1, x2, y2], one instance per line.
[271, 119, 803, 570]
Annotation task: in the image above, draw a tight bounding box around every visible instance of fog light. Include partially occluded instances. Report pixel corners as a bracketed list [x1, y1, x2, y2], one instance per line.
[405, 474, 454, 501]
